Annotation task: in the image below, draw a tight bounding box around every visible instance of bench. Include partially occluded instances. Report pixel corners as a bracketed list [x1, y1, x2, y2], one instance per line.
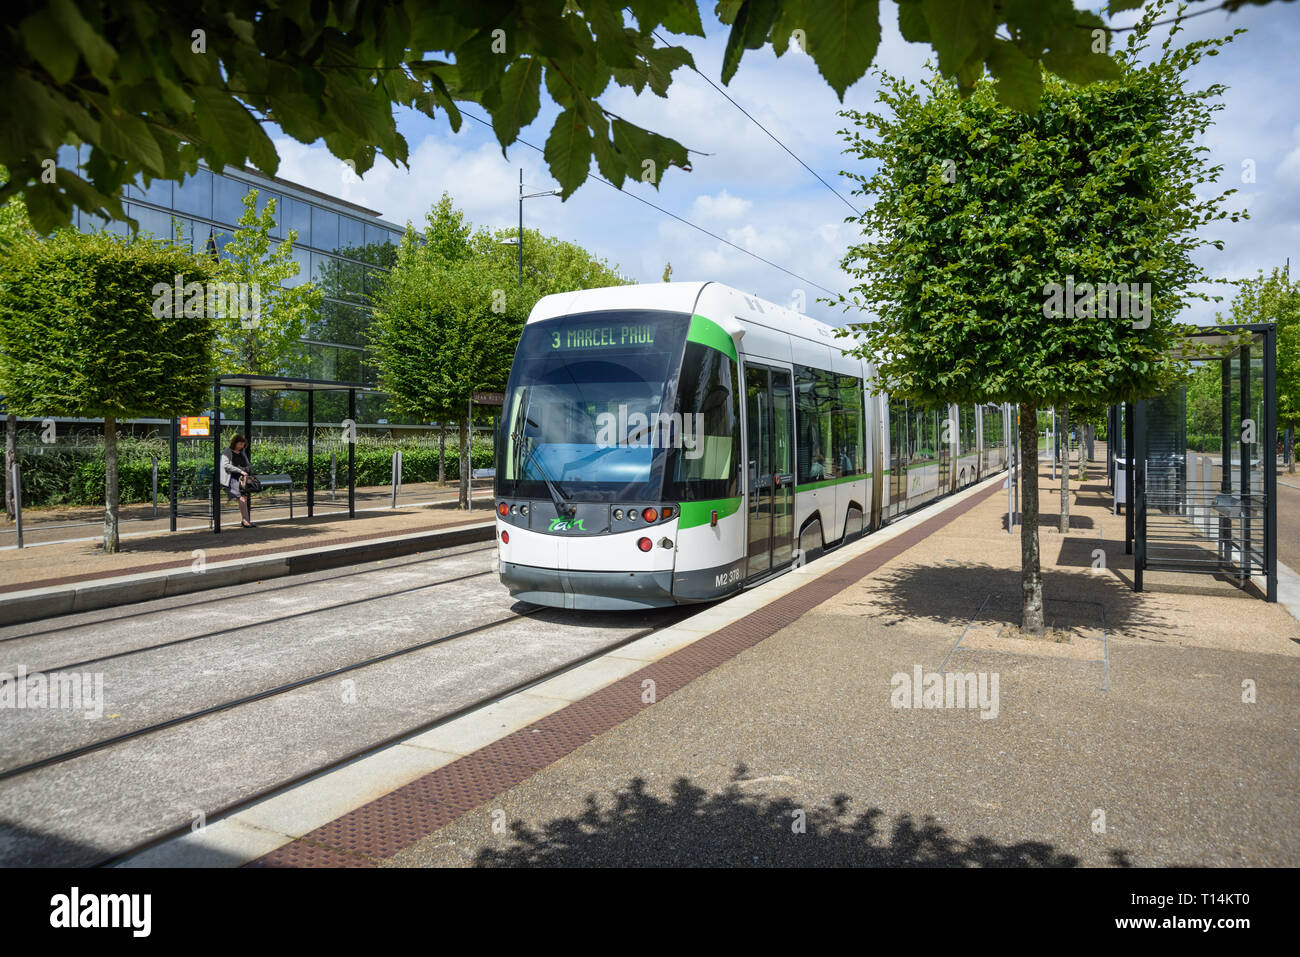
[253, 473, 295, 517]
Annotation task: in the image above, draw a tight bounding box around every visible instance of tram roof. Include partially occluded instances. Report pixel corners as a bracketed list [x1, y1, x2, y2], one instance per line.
[527, 281, 870, 353]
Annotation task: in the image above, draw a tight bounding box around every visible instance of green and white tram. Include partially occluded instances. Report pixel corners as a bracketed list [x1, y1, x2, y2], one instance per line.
[494, 282, 1009, 610]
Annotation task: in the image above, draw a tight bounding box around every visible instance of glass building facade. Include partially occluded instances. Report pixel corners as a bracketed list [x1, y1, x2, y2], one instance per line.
[66, 151, 408, 389]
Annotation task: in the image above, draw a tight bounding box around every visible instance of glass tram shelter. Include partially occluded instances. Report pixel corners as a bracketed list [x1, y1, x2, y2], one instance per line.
[189, 374, 376, 534]
[1112, 324, 1278, 601]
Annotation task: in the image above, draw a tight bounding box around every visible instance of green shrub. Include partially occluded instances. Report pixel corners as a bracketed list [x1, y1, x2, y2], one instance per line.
[3, 431, 496, 509]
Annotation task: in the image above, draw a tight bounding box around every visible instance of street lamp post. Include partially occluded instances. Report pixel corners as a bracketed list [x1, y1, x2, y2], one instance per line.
[517, 167, 563, 286]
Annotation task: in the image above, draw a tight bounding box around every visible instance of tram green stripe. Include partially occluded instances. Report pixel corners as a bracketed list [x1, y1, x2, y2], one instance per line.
[678, 496, 744, 529]
[687, 314, 737, 361]
[794, 473, 873, 492]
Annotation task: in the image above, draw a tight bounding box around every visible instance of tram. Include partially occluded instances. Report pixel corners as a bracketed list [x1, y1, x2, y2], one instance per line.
[493, 282, 1010, 610]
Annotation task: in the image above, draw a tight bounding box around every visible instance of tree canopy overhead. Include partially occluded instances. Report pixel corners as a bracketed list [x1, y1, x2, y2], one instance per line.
[835, 6, 1246, 411]
[3, 0, 1221, 234]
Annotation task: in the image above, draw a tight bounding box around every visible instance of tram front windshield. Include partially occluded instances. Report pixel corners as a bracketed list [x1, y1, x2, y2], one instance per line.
[498, 310, 690, 503]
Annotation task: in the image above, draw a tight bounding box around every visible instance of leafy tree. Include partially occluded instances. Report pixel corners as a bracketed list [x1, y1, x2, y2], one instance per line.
[0, 228, 216, 551]
[833, 2, 1244, 634]
[370, 193, 628, 506]
[214, 189, 322, 376]
[1217, 266, 1300, 472]
[0, 173, 30, 522]
[369, 197, 528, 507]
[4, 0, 1205, 233]
[474, 222, 629, 297]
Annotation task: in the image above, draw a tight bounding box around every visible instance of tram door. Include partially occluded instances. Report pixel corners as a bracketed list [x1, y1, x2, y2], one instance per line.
[938, 407, 952, 493]
[745, 364, 795, 580]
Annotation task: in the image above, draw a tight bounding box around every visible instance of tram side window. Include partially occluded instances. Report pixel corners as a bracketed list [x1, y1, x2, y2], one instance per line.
[960, 407, 977, 455]
[914, 407, 939, 463]
[795, 366, 821, 483]
[889, 399, 909, 468]
[795, 365, 835, 484]
[665, 343, 740, 499]
[983, 405, 1004, 448]
[832, 375, 865, 476]
[813, 368, 836, 480]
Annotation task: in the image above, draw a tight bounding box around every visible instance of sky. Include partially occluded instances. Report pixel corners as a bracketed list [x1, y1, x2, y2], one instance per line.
[268, 1, 1300, 328]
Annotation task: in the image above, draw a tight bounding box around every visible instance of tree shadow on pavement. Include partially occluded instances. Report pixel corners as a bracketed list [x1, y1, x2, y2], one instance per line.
[99, 515, 347, 555]
[857, 561, 1169, 639]
[473, 769, 1093, 867]
[998, 514, 1096, 531]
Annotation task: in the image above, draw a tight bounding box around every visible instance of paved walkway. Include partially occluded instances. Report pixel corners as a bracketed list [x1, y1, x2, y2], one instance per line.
[125, 466, 1300, 868]
[0, 479, 492, 548]
[0, 492, 492, 594]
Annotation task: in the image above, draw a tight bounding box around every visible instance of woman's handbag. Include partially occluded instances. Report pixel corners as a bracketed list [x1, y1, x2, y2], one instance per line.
[244, 473, 263, 493]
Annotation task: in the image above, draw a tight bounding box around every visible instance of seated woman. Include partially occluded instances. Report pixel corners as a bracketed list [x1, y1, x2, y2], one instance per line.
[220, 433, 255, 528]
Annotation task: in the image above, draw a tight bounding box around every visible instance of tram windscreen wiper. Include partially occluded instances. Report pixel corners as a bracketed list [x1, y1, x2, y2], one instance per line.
[512, 388, 575, 518]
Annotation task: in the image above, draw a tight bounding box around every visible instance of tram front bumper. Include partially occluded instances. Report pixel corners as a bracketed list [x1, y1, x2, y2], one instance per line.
[500, 562, 676, 611]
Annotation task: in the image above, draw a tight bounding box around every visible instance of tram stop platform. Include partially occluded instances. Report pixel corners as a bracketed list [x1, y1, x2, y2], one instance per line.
[118, 468, 1300, 868]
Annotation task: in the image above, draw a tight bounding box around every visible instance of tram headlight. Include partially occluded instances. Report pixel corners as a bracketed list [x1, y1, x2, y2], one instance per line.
[510, 505, 517, 515]
[519, 504, 529, 515]
[642, 507, 658, 522]
[497, 502, 508, 516]
[613, 508, 624, 521]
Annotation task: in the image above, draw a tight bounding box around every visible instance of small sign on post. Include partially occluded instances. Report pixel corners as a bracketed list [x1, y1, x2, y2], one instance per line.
[467, 391, 504, 514]
[179, 416, 210, 437]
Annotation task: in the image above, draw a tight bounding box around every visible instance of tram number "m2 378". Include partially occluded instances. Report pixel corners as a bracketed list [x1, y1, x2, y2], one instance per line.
[714, 566, 743, 588]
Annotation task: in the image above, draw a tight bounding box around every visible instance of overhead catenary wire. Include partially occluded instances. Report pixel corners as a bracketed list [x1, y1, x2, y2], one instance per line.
[459, 108, 845, 299]
[651, 29, 863, 218]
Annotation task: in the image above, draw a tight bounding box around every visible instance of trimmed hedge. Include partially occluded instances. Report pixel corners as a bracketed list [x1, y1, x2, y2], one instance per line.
[3, 436, 494, 509]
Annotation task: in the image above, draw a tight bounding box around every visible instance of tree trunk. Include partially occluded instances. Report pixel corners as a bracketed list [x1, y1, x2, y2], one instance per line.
[1060, 407, 1070, 533]
[438, 426, 446, 484]
[104, 416, 120, 553]
[4, 414, 15, 523]
[1019, 402, 1044, 635]
[458, 418, 470, 509]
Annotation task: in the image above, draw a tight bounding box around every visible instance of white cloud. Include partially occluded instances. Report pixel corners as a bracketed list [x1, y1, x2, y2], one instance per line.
[690, 190, 753, 220]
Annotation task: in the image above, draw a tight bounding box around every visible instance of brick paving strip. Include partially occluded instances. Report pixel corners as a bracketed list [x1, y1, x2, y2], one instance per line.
[0, 516, 491, 595]
[249, 480, 1006, 867]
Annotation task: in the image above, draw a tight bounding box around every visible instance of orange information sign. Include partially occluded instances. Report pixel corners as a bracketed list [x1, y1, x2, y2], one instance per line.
[179, 416, 210, 437]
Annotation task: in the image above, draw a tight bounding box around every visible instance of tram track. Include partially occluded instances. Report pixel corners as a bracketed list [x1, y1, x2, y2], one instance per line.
[0, 543, 498, 645]
[0, 600, 545, 783]
[1, 565, 497, 679]
[94, 608, 685, 867]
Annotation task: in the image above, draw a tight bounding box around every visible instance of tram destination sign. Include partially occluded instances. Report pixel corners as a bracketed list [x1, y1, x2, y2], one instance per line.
[541, 321, 658, 352]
